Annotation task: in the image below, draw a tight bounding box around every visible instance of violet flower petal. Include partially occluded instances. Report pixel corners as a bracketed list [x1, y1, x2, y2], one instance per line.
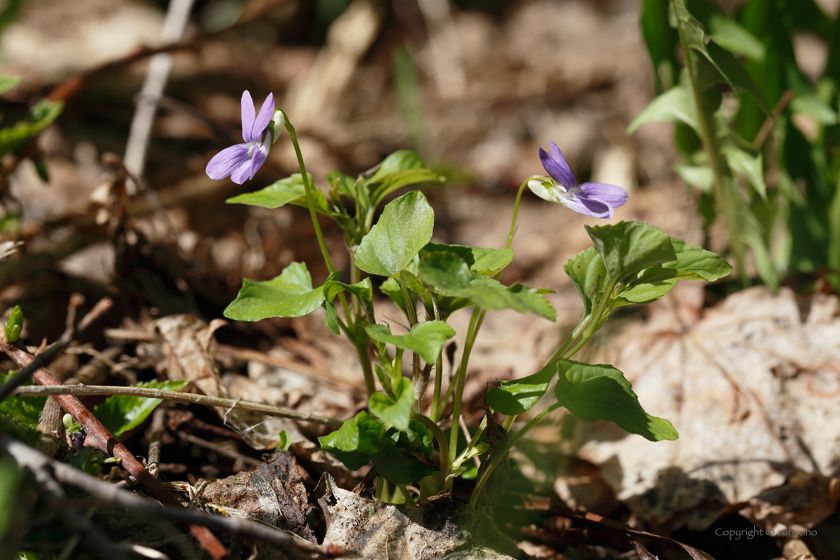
[206, 144, 249, 180]
[249, 143, 270, 180]
[251, 93, 275, 142]
[240, 91, 256, 142]
[570, 196, 614, 219]
[578, 182, 629, 209]
[539, 141, 578, 188]
[230, 155, 256, 185]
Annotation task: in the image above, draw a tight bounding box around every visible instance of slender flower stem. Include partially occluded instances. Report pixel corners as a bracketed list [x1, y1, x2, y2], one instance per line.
[446, 307, 483, 493]
[413, 412, 449, 490]
[469, 402, 563, 508]
[398, 277, 422, 388]
[285, 118, 377, 395]
[285, 119, 335, 274]
[505, 177, 539, 250]
[442, 178, 537, 472]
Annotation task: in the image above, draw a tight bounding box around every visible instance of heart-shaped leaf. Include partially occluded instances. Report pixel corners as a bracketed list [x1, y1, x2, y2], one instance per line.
[485, 362, 557, 415]
[355, 191, 435, 277]
[365, 321, 455, 365]
[555, 360, 678, 442]
[369, 378, 414, 431]
[317, 411, 385, 470]
[586, 221, 676, 286]
[225, 263, 338, 321]
[422, 243, 513, 275]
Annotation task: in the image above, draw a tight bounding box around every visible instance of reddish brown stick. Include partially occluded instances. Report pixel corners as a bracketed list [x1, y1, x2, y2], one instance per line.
[0, 331, 229, 560]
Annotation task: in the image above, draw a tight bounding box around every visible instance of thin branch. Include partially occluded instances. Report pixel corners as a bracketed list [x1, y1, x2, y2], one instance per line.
[1, 436, 340, 560]
[11, 384, 343, 427]
[123, 0, 196, 185]
[0, 330, 229, 560]
[0, 295, 112, 404]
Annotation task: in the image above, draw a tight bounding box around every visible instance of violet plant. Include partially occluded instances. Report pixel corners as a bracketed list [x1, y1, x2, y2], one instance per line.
[211, 90, 732, 506]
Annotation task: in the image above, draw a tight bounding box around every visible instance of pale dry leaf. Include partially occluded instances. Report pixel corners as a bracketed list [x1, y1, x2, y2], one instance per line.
[571, 287, 840, 532]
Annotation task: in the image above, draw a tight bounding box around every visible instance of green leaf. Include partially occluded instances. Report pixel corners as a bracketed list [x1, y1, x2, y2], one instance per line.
[640, 0, 679, 92]
[370, 150, 425, 178]
[617, 279, 679, 305]
[327, 170, 356, 199]
[370, 169, 444, 207]
[485, 362, 557, 415]
[226, 174, 330, 214]
[0, 99, 63, 157]
[616, 238, 732, 304]
[627, 85, 699, 134]
[324, 277, 375, 323]
[318, 411, 385, 470]
[663, 238, 732, 281]
[555, 360, 678, 442]
[355, 191, 435, 277]
[4, 305, 22, 343]
[563, 248, 608, 316]
[705, 41, 768, 111]
[0, 75, 21, 96]
[380, 277, 411, 316]
[365, 321, 455, 365]
[422, 243, 513, 275]
[417, 251, 472, 290]
[93, 380, 189, 437]
[225, 263, 338, 321]
[585, 221, 677, 285]
[708, 14, 764, 61]
[275, 430, 292, 451]
[671, 0, 767, 112]
[371, 441, 434, 484]
[721, 144, 766, 200]
[418, 252, 555, 320]
[368, 378, 414, 431]
[674, 163, 714, 193]
[400, 270, 434, 312]
[0, 372, 46, 430]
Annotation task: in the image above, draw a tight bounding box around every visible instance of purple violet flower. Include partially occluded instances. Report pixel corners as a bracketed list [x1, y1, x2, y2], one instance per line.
[529, 141, 628, 219]
[206, 91, 277, 184]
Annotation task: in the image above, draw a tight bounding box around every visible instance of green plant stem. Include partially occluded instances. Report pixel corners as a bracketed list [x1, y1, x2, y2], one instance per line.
[828, 174, 840, 292]
[397, 277, 422, 388]
[356, 342, 376, 396]
[505, 178, 539, 250]
[445, 307, 483, 493]
[285, 117, 377, 396]
[431, 358, 443, 422]
[413, 412, 449, 490]
[397, 485, 416, 505]
[452, 416, 487, 468]
[468, 402, 563, 508]
[672, 0, 747, 286]
[285, 119, 336, 275]
[495, 287, 613, 445]
[559, 278, 617, 361]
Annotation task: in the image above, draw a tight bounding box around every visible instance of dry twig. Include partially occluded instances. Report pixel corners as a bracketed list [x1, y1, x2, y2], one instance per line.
[1, 435, 339, 559]
[12, 384, 342, 427]
[0, 295, 111, 404]
[0, 328, 229, 560]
